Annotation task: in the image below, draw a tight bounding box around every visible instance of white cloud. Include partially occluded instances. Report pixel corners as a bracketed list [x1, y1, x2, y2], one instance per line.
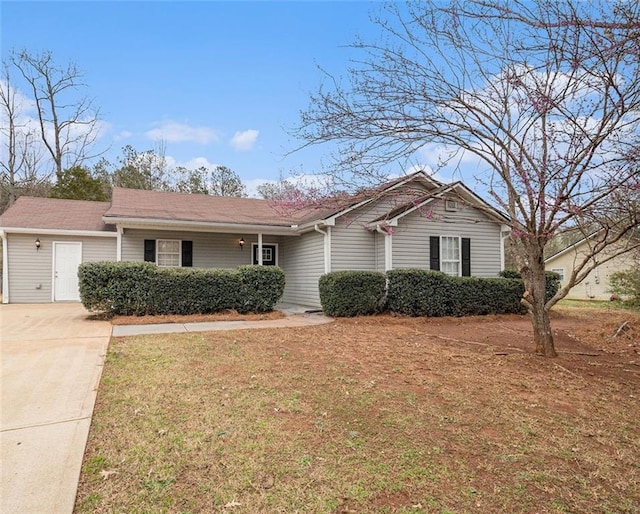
[113, 130, 132, 142]
[146, 121, 219, 144]
[229, 129, 259, 151]
[244, 177, 271, 198]
[180, 156, 220, 170]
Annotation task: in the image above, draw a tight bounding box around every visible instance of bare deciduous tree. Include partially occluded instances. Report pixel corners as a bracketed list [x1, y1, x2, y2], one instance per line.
[0, 61, 46, 212]
[112, 143, 172, 191]
[10, 49, 102, 179]
[296, 0, 640, 356]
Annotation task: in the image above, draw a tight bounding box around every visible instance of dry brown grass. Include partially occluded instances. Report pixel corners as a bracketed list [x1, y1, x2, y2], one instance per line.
[75, 306, 640, 513]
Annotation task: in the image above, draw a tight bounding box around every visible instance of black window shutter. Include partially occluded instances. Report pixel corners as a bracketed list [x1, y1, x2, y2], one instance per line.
[430, 236, 440, 271]
[144, 239, 156, 262]
[182, 241, 193, 267]
[462, 238, 471, 276]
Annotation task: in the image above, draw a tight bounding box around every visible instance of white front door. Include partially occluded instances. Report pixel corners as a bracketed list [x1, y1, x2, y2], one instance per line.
[53, 242, 82, 301]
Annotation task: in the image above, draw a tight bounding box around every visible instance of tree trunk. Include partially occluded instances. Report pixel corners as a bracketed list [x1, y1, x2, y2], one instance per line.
[531, 306, 557, 357]
[520, 243, 558, 358]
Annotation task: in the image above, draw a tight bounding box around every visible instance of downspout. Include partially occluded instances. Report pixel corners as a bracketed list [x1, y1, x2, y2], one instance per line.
[314, 224, 331, 274]
[500, 224, 510, 272]
[1, 230, 8, 303]
[116, 226, 123, 261]
[376, 225, 393, 271]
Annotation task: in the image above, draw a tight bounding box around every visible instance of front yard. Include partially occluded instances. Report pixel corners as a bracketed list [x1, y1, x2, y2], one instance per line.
[75, 305, 639, 513]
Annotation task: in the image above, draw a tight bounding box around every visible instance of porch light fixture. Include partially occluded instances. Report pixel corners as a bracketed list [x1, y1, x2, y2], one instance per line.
[35, 238, 41, 251]
[239, 237, 245, 250]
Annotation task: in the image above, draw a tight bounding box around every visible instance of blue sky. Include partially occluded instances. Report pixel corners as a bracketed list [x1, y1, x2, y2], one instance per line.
[1, 1, 383, 195]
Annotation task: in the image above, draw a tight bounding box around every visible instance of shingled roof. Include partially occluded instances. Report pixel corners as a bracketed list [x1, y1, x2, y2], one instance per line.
[0, 197, 115, 232]
[104, 188, 298, 227]
[0, 172, 468, 234]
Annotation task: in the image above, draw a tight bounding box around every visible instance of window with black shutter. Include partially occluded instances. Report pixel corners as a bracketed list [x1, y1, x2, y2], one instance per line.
[430, 236, 471, 277]
[182, 241, 193, 267]
[429, 236, 440, 271]
[143, 239, 193, 267]
[461, 238, 471, 277]
[144, 239, 156, 262]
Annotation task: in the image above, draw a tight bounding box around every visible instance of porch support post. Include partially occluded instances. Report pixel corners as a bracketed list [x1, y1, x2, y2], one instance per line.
[385, 231, 393, 271]
[258, 233, 263, 265]
[1, 230, 8, 303]
[116, 226, 123, 261]
[375, 225, 393, 271]
[326, 226, 332, 273]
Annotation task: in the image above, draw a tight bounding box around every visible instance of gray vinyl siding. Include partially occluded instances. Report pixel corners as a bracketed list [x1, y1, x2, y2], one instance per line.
[280, 231, 324, 308]
[331, 201, 394, 272]
[6, 233, 116, 303]
[121, 229, 284, 269]
[392, 199, 502, 277]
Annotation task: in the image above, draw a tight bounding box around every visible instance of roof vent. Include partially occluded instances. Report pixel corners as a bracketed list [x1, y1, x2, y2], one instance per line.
[444, 199, 459, 211]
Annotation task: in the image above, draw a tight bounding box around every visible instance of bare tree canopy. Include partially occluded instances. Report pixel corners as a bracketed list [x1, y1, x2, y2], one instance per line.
[9, 49, 102, 179]
[175, 165, 247, 197]
[0, 61, 46, 210]
[296, 0, 640, 356]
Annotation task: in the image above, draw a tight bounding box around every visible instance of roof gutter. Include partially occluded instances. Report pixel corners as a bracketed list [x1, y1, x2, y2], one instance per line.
[0, 227, 117, 237]
[104, 216, 300, 236]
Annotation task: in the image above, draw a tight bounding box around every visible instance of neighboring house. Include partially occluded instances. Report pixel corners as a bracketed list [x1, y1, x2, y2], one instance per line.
[545, 235, 637, 301]
[0, 171, 510, 307]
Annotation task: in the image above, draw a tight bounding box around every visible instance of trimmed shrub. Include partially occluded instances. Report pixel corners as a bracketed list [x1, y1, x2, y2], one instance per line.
[147, 267, 240, 315]
[387, 269, 526, 317]
[499, 269, 561, 302]
[79, 261, 156, 315]
[78, 262, 285, 315]
[237, 265, 286, 313]
[319, 271, 387, 317]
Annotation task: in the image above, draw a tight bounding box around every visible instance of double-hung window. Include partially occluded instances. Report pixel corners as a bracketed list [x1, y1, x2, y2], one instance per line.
[430, 236, 471, 277]
[440, 236, 461, 276]
[551, 268, 565, 283]
[144, 239, 193, 267]
[157, 239, 181, 267]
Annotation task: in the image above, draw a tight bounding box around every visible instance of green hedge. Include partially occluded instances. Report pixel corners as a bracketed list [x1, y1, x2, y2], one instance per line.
[319, 271, 387, 317]
[78, 261, 156, 315]
[146, 268, 240, 315]
[387, 269, 526, 317]
[499, 269, 561, 302]
[78, 262, 284, 315]
[237, 265, 286, 313]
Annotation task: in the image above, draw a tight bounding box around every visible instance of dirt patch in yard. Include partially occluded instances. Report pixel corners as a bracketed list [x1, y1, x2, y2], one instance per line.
[384, 307, 640, 384]
[76, 305, 640, 513]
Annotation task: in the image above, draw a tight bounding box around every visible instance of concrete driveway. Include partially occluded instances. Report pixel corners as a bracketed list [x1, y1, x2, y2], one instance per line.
[1, 303, 111, 514]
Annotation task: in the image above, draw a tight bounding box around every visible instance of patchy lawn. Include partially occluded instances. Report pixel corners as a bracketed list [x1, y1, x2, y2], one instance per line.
[75, 306, 640, 514]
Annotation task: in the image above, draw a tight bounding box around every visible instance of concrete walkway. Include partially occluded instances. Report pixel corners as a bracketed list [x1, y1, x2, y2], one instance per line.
[112, 311, 333, 336]
[1, 303, 112, 514]
[1, 302, 331, 514]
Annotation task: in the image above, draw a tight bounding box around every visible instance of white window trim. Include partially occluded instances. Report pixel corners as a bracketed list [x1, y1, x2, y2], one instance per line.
[440, 235, 462, 277]
[156, 239, 182, 268]
[251, 242, 279, 266]
[551, 267, 565, 283]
